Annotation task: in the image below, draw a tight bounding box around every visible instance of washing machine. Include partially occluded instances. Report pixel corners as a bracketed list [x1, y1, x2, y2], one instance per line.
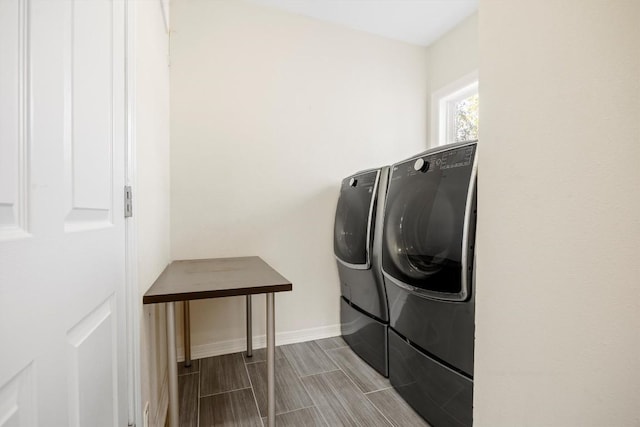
[382, 141, 477, 427]
[334, 166, 390, 376]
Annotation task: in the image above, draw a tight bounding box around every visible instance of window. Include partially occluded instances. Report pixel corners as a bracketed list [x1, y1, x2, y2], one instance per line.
[431, 72, 479, 146]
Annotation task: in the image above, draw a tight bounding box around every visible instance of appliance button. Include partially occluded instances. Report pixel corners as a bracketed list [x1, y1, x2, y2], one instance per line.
[349, 177, 358, 187]
[413, 158, 430, 173]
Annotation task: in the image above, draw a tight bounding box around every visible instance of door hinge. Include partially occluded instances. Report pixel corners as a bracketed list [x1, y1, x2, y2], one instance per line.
[124, 186, 133, 218]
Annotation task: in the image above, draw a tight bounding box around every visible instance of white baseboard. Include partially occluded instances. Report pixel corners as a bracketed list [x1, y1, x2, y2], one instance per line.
[176, 323, 341, 361]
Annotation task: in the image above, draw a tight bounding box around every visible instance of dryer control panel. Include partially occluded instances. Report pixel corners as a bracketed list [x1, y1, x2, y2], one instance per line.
[394, 146, 475, 178]
[342, 170, 378, 194]
[436, 146, 475, 171]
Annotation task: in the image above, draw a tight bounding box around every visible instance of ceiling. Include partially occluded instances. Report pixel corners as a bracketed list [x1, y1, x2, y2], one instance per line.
[246, 0, 478, 46]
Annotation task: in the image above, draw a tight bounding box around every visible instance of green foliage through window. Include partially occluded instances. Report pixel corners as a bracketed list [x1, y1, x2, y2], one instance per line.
[455, 93, 479, 142]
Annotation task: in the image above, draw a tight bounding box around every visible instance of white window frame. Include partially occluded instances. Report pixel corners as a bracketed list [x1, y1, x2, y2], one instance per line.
[430, 71, 479, 146]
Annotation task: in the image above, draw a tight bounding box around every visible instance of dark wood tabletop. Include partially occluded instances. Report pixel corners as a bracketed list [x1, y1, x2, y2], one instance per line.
[143, 256, 292, 304]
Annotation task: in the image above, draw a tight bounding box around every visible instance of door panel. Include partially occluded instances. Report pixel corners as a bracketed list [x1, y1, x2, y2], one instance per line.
[0, 0, 128, 425]
[64, 0, 121, 231]
[0, 364, 36, 427]
[67, 297, 117, 427]
[0, 0, 28, 239]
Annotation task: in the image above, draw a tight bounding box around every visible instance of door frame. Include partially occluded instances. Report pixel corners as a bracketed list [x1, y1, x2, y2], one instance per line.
[124, 0, 141, 425]
[124, 1, 171, 424]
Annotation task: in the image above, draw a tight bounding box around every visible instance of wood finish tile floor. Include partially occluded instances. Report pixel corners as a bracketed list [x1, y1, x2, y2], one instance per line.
[177, 337, 431, 426]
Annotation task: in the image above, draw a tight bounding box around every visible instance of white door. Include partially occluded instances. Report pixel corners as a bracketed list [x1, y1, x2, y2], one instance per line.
[0, 0, 128, 426]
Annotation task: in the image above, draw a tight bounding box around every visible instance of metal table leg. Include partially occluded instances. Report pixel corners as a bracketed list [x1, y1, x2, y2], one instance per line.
[183, 301, 192, 367]
[166, 302, 179, 427]
[246, 295, 252, 357]
[266, 293, 275, 427]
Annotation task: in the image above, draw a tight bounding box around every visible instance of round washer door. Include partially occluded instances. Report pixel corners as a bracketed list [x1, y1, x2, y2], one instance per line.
[334, 170, 380, 268]
[382, 145, 476, 300]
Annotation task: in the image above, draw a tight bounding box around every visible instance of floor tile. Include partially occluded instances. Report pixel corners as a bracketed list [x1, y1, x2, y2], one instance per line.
[246, 357, 314, 417]
[314, 336, 348, 351]
[327, 346, 390, 393]
[177, 339, 436, 427]
[199, 388, 261, 427]
[200, 353, 250, 397]
[178, 373, 199, 427]
[280, 341, 337, 377]
[242, 346, 286, 364]
[366, 388, 431, 427]
[262, 407, 327, 427]
[178, 359, 200, 376]
[301, 370, 391, 426]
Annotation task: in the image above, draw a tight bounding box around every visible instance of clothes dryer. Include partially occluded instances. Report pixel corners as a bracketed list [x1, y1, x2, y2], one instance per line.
[382, 141, 477, 427]
[334, 167, 390, 376]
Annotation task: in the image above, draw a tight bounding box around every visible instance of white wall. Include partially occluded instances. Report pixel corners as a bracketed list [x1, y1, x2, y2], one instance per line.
[426, 12, 478, 146]
[169, 0, 429, 355]
[475, 1, 640, 425]
[427, 12, 478, 100]
[133, 1, 171, 426]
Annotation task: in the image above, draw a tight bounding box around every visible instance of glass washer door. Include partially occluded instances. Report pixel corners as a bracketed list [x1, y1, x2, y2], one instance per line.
[334, 170, 380, 268]
[382, 144, 476, 300]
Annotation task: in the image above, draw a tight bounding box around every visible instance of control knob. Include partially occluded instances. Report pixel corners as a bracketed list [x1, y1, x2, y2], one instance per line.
[413, 158, 430, 173]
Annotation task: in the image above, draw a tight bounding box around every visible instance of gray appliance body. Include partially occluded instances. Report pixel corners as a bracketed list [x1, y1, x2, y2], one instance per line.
[334, 167, 390, 376]
[382, 141, 477, 427]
